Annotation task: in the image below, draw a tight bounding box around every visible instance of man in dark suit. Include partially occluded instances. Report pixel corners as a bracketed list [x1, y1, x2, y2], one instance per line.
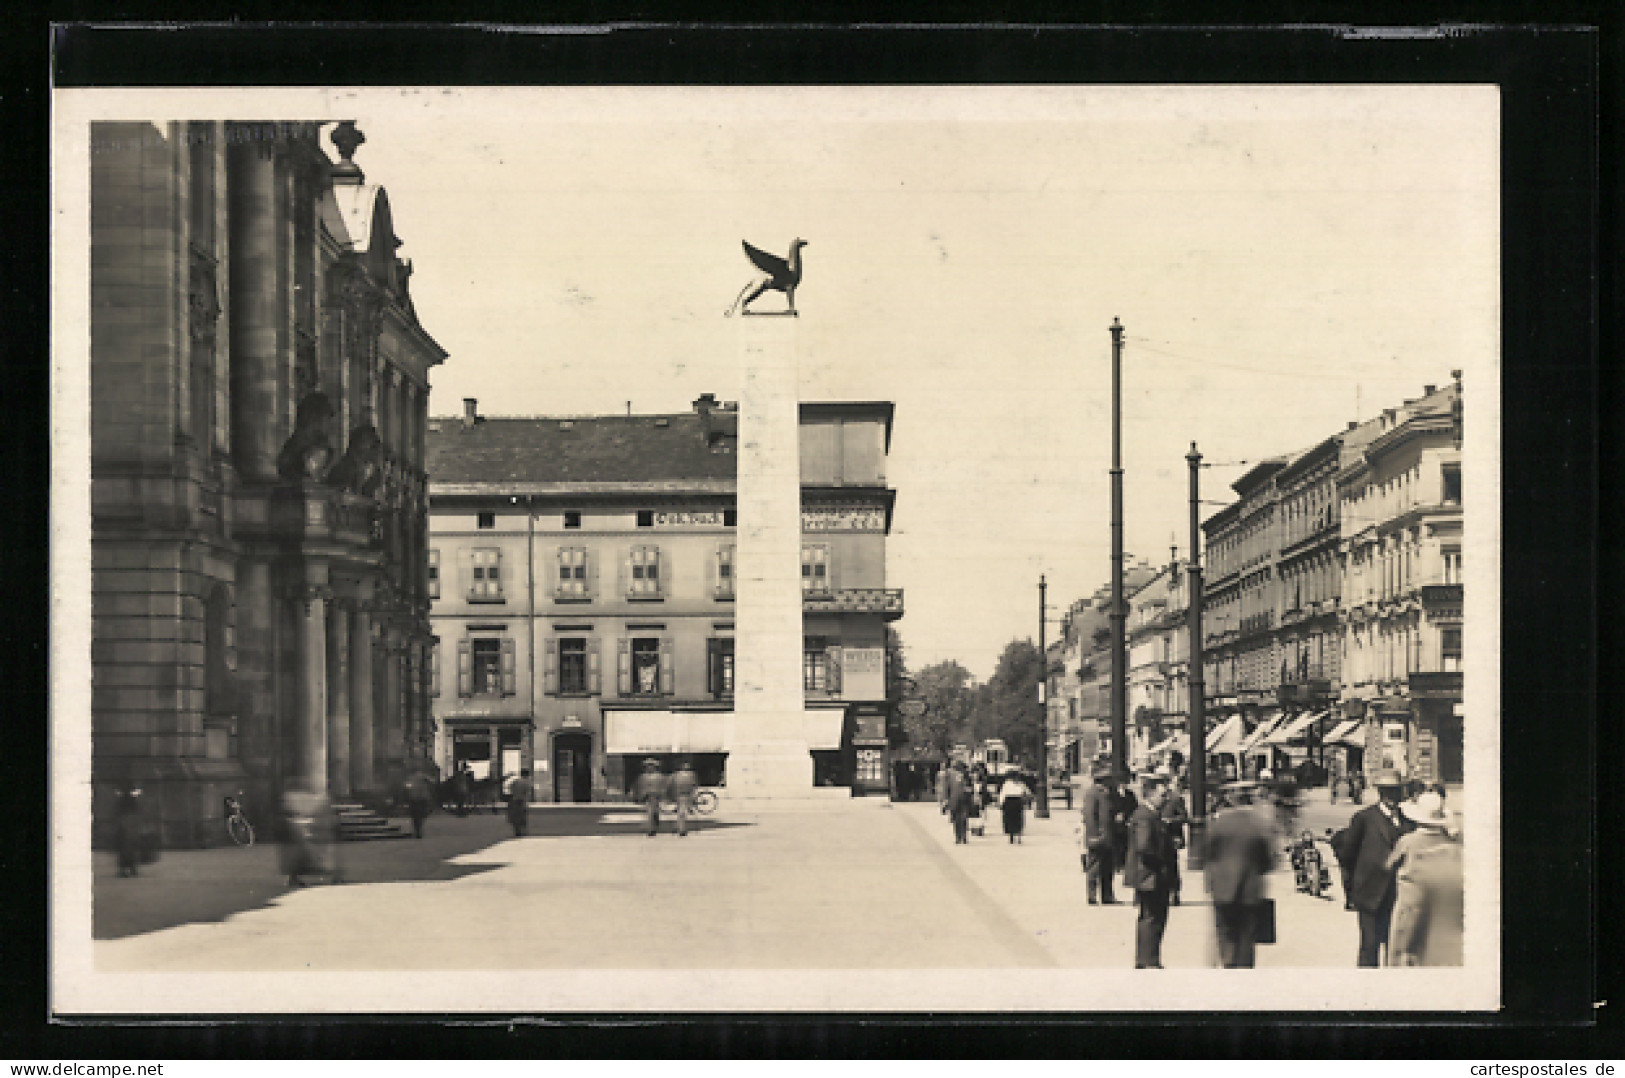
[1079, 766, 1118, 903]
[1109, 773, 1139, 882]
[1341, 768, 1413, 966]
[1203, 783, 1279, 967]
[1124, 774, 1178, 968]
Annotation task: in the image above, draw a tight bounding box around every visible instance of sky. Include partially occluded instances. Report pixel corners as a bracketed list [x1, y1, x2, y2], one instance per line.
[114, 85, 1504, 679]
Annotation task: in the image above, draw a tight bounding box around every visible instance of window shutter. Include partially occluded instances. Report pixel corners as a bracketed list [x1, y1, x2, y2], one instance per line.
[585, 547, 598, 600]
[457, 640, 472, 697]
[621, 549, 632, 599]
[461, 548, 473, 601]
[826, 646, 842, 695]
[587, 638, 601, 694]
[649, 546, 662, 597]
[501, 638, 517, 696]
[617, 638, 631, 695]
[554, 547, 567, 600]
[659, 637, 675, 695]
[430, 642, 441, 697]
[543, 639, 559, 695]
[494, 549, 505, 599]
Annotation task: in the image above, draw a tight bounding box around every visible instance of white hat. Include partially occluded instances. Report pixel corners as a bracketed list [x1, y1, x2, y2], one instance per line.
[1400, 790, 1451, 828]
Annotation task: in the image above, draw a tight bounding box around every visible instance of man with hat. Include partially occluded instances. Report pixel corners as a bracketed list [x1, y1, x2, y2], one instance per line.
[1124, 771, 1178, 968]
[634, 758, 668, 838]
[1203, 781, 1279, 967]
[1339, 767, 1414, 966]
[1079, 764, 1119, 903]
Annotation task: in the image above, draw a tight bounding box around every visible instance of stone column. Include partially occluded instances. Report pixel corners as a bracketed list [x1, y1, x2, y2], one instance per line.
[294, 574, 331, 794]
[326, 595, 351, 797]
[726, 313, 815, 796]
[226, 132, 283, 481]
[349, 586, 375, 792]
[380, 622, 403, 774]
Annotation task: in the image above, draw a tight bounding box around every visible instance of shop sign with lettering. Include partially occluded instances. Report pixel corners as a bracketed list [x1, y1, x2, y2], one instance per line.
[653, 511, 725, 527]
[802, 507, 885, 532]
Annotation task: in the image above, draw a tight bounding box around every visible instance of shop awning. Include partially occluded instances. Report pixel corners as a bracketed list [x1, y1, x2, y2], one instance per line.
[1148, 732, 1188, 757]
[1266, 710, 1326, 745]
[1240, 715, 1284, 755]
[1325, 718, 1366, 746]
[603, 708, 846, 755]
[1204, 716, 1245, 756]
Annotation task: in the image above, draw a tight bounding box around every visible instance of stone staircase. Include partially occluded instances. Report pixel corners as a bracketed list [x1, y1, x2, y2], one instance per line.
[332, 802, 410, 842]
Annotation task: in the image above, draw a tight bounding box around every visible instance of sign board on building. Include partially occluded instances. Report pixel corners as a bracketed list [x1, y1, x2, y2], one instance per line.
[841, 647, 886, 701]
[802, 507, 886, 532]
[653, 511, 725, 527]
[563, 714, 582, 728]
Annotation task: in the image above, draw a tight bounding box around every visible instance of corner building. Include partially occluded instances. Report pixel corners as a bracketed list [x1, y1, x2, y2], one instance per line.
[425, 396, 902, 800]
[89, 122, 445, 845]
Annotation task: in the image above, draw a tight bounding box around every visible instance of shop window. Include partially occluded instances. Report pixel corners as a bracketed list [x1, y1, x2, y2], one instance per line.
[708, 637, 734, 699]
[804, 637, 840, 693]
[478, 512, 496, 529]
[1441, 627, 1462, 672]
[715, 543, 735, 600]
[856, 748, 885, 785]
[428, 549, 440, 600]
[469, 548, 504, 602]
[637, 510, 655, 528]
[564, 510, 582, 529]
[801, 544, 830, 595]
[629, 545, 662, 599]
[557, 546, 589, 600]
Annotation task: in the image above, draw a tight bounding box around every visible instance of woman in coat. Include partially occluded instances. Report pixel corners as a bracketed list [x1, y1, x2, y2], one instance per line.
[1386, 791, 1463, 966]
[998, 772, 1030, 844]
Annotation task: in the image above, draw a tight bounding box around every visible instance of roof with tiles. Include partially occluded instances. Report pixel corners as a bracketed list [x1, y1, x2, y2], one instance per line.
[426, 407, 739, 488]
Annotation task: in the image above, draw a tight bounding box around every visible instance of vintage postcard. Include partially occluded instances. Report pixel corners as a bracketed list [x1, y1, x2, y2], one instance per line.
[52, 82, 1500, 1014]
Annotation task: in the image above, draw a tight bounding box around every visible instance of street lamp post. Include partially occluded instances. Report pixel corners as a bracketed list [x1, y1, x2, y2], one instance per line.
[1187, 443, 1208, 858]
[1109, 318, 1128, 779]
[1037, 573, 1050, 818]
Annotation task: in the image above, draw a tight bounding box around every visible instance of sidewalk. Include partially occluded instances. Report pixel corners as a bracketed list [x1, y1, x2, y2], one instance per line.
[895, 801, 1359, 968]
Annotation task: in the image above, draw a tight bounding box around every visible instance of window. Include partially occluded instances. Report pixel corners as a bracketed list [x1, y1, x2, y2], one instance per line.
[559, 638, 588, 693]
[637, 510, 655, 528]
[1442, 547, 1462, 585]
[429, 642, 440, 697]
[801, 544, 831, 595]
[469, 548, 504, 602]
[1441, 627, 1462, 672]
[708, 637, 735, 699]
[557, 547, 589, 600]
[715, 543, 735, 600]
[804, 637, 840, 693]
[478, 512, 496, 529]
[460, 637, 516, 697]
[856, 748, 885, 786]
[630, 638, 663, 695]
[724, 508, 738, 527]
[629, 545, 662, 599]
[1441, 464, 1461, 505]
[564, 510, 582, 529]
[427, 549, 440, 600]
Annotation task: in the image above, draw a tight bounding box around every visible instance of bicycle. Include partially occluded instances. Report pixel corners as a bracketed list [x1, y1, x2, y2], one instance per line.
[224, 794, 254, 847]
[659, 788, 719, 816]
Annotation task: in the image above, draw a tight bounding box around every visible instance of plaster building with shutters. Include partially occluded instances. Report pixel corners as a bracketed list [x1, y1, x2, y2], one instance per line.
[424, 395, 903, 801]
[89, 120, 445, 846]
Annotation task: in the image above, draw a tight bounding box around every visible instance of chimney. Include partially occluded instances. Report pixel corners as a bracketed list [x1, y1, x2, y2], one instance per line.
[462, 398, 478, 429]
[693, 393, 717, 416]
[1347, 421, 1358, 431]
[1423, 384, 1436, 395]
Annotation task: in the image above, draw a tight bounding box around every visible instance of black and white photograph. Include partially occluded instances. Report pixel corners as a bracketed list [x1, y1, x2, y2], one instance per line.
[52, 74, 1502, 1015]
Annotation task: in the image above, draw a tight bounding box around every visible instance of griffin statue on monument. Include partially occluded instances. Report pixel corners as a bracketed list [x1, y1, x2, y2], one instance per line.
[725, 238, 807, 317]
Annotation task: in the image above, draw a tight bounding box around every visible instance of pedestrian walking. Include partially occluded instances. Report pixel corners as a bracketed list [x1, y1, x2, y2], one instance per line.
[634, 758, 667, 837]
[935, 764, 952, 812]
[405, 770, 433, 839]
[453, 761, 473, 817]
[1339, 768, 1414, 966]
[1203, 783, 1279, 968]
[1124, 773, 1178, 968]
[113, 786, 147, 877]
[1386, 791, 1464, 966]
[281, 785, 341, 887]
[1109, 773, 1138, 881]
[967, 771, 987, 837]
[1080, 766, 1118, 904]
[505, 768, 533, 837]
[1158, 768, 1191, 906]
[998, 772, 1029, 844]
[945, 762, 972, 844]
[670, 759, 699, 837]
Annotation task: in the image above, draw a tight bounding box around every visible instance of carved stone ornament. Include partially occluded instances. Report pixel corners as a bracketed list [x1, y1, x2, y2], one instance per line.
[187, 247, 221, 342]
[277, 391, 337, 482]
[325, 423, 385, 496]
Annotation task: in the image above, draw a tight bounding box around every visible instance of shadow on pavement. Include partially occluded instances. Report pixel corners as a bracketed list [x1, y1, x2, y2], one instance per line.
[94, 807, 752, 941]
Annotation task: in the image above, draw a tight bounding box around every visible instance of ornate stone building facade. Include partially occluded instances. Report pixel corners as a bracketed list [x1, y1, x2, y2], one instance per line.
[90, 121, 445, 846]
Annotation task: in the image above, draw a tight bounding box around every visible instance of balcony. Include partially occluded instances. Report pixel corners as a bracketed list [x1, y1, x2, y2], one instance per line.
[1421, 583, 1463, 608]
[1276, 662, 1333, 706]
[802, 587, 905, 620]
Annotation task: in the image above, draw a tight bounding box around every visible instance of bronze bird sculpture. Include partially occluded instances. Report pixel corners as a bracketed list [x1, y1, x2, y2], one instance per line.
[725, 238, 807, 317]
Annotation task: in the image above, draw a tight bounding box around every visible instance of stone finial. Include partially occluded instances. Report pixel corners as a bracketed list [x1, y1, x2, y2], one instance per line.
[330, 121, 366, 185]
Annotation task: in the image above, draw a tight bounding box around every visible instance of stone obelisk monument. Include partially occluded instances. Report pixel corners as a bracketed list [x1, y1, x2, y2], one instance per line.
[725, 239, 816, 797]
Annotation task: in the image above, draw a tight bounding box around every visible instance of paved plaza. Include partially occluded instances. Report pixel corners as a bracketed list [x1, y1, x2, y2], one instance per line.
[94, 795, 1367, 972]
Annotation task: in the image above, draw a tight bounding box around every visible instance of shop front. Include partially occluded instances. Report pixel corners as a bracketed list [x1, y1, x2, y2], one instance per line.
[602, 706, 850, 795]
[444, 718, 534, 790]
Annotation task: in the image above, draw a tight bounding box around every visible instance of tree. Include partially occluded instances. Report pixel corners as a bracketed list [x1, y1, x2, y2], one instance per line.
[907, 660, 975, 758]
[984, 639, 1045, 764]
[884, 628, 912, 749]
